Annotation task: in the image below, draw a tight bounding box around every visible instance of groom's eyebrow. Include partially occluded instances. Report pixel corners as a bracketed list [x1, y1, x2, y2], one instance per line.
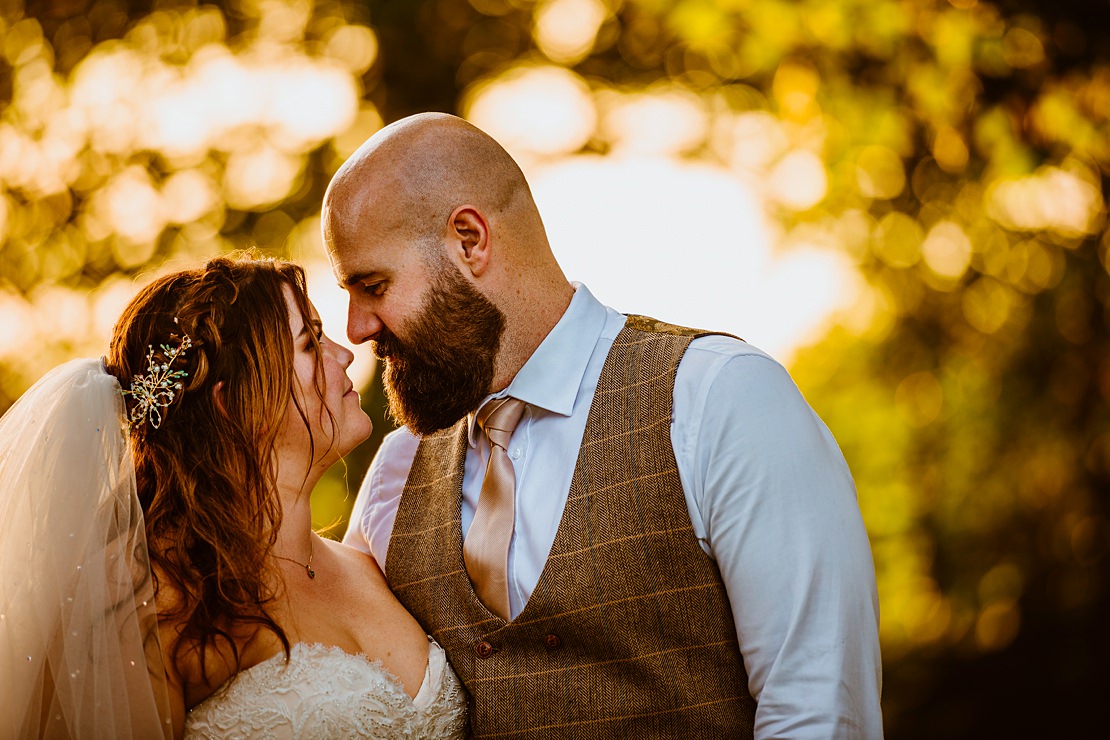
[339, 271, 376, 288]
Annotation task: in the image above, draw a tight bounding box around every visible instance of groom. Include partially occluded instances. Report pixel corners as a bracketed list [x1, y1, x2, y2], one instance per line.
[325, 113, 882, 738]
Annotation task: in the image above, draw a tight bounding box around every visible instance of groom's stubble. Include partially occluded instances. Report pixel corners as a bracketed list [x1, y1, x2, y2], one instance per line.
[373, 258, 505, 436]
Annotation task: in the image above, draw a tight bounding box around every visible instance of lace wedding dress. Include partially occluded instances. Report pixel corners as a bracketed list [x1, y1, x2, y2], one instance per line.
[184, 639, 467, 738]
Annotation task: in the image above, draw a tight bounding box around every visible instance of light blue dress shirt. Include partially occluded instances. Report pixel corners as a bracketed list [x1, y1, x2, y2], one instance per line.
[344, 283, 883, 739]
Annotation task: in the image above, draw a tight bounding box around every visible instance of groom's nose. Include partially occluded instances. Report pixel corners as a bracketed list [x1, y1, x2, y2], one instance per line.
[346, 300, 382, 345]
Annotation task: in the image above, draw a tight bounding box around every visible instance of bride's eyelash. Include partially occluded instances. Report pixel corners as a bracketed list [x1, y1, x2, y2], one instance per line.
[304, 320, 324, 348]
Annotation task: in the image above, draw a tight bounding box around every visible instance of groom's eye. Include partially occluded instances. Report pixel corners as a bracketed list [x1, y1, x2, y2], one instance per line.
[362, 281, 386, 297]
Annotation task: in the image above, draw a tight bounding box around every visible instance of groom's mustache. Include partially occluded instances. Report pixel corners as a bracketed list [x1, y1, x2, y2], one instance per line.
[372, 331, 404, 361]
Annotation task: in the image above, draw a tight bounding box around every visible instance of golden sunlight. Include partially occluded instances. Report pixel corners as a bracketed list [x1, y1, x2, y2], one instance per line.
[463, 64, 596, 159]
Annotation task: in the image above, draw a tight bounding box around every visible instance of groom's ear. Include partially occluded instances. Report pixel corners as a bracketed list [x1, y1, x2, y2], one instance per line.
[449, 205, 490, 277]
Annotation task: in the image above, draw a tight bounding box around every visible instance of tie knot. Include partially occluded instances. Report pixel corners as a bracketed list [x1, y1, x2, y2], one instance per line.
[476, 396, 526, 450]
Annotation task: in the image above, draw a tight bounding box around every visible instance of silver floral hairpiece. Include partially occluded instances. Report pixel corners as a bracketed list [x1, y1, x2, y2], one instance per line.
[121, 333, 192, 429]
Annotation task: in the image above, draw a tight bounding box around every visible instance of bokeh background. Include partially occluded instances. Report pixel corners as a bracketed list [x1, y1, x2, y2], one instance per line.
[1, 0, 1107, 735]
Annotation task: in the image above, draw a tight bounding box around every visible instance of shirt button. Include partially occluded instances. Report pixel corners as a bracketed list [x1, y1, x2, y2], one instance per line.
[510, 448, 522, 460]
[475, 641, 495, 659]
[544, 633, 561, 650]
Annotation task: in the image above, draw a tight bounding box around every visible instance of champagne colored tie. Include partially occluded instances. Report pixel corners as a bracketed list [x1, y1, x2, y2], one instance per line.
[464, 396, 526, 621]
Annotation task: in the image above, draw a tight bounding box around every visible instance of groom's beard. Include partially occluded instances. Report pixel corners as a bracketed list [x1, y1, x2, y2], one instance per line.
[373, 263, 505, 436]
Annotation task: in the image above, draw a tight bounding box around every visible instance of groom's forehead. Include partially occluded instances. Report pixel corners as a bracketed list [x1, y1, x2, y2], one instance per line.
[326, 215, 400, 272]
[325, 173, 412, 237]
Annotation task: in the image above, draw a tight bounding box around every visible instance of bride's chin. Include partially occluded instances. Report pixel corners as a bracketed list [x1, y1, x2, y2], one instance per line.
[340, 423, 374, 456]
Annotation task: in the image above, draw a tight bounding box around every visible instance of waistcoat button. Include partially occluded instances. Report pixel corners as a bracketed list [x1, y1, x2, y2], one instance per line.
[475, 640, 495, 658]
[544, 633, 561, 649]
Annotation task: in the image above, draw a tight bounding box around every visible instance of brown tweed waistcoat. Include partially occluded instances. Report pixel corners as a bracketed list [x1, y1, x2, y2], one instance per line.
[386, 316, 756, 738]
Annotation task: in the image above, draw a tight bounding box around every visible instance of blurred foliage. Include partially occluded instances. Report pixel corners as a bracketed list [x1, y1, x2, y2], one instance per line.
[2, 0, 1108, 736]
[0, 0, 383, 397]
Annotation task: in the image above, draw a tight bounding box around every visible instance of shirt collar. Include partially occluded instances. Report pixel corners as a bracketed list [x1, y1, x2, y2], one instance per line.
[468, 283, 607, 445]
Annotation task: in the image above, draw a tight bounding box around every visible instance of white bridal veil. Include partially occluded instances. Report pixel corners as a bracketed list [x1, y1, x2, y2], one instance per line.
[0, 359, 172, 738]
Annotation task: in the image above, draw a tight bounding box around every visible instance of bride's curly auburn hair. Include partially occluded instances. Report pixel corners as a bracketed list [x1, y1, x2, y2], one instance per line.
[105, 254, 332, 682]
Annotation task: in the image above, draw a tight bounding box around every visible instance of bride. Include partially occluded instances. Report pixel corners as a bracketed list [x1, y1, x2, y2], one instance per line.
[0, 255, 466, 738]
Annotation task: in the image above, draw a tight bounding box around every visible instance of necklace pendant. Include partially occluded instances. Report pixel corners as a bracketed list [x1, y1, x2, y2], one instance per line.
[306, 565, 316, 579]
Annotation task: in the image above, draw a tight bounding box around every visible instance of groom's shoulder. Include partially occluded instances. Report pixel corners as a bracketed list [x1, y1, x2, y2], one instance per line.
[686, 332, 767, 362]
[616, 313, 759, 359]
[618, 313, 748, 350]
[680, 332, 789, 392]
[603, 309, 773, 373]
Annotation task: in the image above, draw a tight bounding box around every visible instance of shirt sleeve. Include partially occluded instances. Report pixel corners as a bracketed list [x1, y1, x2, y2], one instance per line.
[676, 346, 883, 739]
[342, 427, 421, 571]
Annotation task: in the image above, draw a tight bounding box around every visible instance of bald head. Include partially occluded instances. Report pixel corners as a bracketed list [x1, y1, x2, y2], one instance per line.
[324, 113, 538, 251]
[323, 113, 574, 392]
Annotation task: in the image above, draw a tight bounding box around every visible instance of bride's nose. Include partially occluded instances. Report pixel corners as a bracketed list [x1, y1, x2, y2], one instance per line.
[334, 342, 355, 369]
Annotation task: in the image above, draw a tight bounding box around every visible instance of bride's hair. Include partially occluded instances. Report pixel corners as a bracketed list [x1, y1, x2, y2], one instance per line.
[105, 253, 329, 683]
